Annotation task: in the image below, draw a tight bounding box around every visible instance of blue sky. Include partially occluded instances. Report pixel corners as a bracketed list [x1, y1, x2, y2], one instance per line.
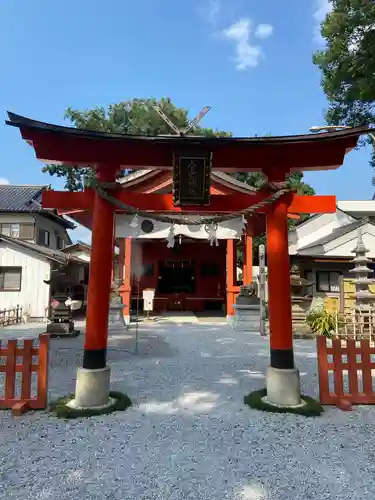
[0, 0, 373, 241]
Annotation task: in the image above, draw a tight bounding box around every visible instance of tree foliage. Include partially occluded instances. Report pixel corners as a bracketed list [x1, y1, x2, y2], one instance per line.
[42, 98, 231, 191]
[313, 0, 375, 166]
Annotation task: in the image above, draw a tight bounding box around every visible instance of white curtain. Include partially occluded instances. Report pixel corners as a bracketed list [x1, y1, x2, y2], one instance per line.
[115, 214, 246, 240]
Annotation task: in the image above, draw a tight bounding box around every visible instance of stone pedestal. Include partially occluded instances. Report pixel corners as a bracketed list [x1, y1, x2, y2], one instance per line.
[108, 302, 126, 329]
[233, 304, 261, 331]
[292, 297, 313, 336]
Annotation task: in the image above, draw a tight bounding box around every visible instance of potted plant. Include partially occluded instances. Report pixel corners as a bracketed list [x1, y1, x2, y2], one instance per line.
[305, 307, 336, 338]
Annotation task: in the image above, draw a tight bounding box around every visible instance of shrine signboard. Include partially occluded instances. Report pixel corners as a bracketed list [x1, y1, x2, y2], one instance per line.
[173, 151, 211, 206]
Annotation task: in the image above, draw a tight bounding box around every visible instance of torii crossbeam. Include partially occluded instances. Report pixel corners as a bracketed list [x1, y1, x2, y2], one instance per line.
[42, 189, 336, 214]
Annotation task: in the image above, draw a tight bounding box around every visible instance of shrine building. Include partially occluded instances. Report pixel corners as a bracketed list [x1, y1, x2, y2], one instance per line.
[64, 169, 271, 322]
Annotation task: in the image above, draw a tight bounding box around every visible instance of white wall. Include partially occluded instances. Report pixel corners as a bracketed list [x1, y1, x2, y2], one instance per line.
[0, 241, 51, 318]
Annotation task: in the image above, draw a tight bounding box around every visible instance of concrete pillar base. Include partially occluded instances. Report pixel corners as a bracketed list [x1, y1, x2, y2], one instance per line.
[266, 366, 302, 407]
[70, 366, 111, 409]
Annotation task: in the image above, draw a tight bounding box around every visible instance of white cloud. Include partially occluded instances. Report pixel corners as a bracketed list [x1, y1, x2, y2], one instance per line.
[223, 18, 273, 71]
[255, 23, 273, 39]
[207, 0, 221, 25]
[0, 178, 9, 185]
[313, 0, 332, 44]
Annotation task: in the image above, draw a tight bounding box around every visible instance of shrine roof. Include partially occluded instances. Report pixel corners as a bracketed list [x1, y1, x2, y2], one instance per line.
[6, 112, 373, 173]
[298, 218, 367, 251]
[118, 169, 257, 193]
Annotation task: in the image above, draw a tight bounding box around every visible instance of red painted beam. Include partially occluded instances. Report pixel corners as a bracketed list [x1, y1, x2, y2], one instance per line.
[20, 126, 360, 172]
[43, 189, 336, 214]
[42, 190, 94, 210]
[288, 195, 336, 214]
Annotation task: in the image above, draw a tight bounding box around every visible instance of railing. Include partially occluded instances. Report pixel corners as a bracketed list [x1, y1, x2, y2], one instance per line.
[317, 335, 375, 405]
[0, 334, 49, 415]
[0, 305, 23, 327]
[334, 307, 375, 341]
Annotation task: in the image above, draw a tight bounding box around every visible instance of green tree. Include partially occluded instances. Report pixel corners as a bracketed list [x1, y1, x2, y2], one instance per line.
[42, 97, 231, 191]
[313, 0, 375, 167]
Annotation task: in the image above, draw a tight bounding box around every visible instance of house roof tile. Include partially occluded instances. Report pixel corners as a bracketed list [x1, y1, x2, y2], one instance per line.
[0, 184, 75, 229]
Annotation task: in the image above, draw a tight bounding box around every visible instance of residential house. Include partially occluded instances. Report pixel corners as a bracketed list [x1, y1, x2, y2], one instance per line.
[0, 235, 88, 320]
[288, 202, 375, 308]
[0, 185, 86, 319]
[0, 184, 74, 249]
[61, 241, 91, 263]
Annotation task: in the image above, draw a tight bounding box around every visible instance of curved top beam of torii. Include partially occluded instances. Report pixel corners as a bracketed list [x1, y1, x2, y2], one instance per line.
[6, 112, 373, 173]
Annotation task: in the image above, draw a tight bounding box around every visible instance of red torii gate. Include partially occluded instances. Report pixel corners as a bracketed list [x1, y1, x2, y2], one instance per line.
[6, 112, 370, 411]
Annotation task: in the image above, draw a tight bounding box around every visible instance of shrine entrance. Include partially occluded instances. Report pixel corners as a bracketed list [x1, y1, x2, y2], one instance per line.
[157, 260, 196, 295]
[6, 110, 370, 413]
[129, 237, 227, 314]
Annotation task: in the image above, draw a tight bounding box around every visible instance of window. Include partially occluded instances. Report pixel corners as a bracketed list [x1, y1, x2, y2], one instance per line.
[38, 229, 50, 247]
[0, 267, 22, 291]
[316, 271, 341, 293]
[19, 224, 35, 240]
[0, 224, 10, 236]
[56, 234, 64, 250]
[10, 224, 20, 237]
[0, 223, 34, 240]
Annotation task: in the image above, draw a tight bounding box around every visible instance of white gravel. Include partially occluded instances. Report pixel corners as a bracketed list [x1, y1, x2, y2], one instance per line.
[1, 319, 375, 500]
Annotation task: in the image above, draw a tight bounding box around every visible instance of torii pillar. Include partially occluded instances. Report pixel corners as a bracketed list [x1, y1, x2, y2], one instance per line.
[71, 166, 117, 409]
[265, 169, 300, 406]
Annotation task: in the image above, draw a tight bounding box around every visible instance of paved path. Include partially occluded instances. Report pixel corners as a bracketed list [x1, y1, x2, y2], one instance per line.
[1, 322, 375, 500]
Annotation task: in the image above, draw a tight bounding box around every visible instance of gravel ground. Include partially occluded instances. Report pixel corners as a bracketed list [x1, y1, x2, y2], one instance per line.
[1, 320, 375, 500]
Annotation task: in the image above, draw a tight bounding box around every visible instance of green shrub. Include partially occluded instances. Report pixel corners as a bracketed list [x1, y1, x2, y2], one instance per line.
[306, 307, 336, 337]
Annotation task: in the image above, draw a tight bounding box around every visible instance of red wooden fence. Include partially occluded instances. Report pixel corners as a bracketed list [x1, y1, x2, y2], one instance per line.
[0, 334, 49, 415]
[317, 335, 375, 405]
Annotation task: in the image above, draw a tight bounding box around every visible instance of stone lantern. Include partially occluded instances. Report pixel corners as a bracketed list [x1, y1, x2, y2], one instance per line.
[108, 276, 127, 330]
[290, 264, 314, 335]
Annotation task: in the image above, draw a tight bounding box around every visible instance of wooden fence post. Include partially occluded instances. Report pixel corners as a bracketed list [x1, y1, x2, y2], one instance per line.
[0, 334, 50, 415]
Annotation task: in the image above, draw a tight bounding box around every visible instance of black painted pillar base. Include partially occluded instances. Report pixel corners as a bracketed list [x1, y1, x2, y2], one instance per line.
[83, 348, 107, 370]
[270, 348, 295, 370]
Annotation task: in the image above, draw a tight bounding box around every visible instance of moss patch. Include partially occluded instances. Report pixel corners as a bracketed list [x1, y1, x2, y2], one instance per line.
[49, 391, 132, 419]
[244, 388, 324, 417]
